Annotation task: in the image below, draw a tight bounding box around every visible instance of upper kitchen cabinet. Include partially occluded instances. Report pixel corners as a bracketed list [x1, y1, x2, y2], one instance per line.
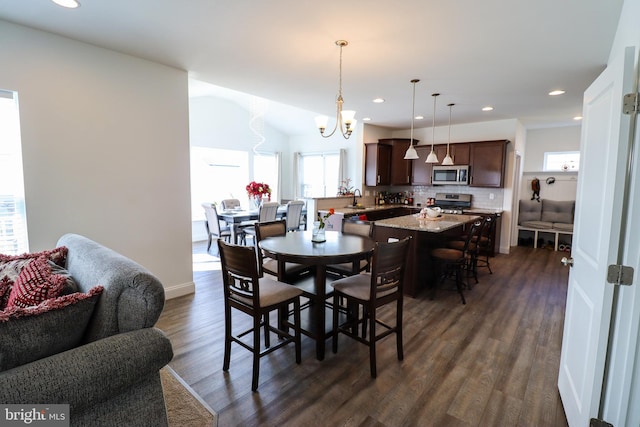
[438, 143, 469, 165]
[411, 145, 432, 185]
[365, 142, 391, 186]
[469, 140, 509, 187]
[365, 139, 416, 186]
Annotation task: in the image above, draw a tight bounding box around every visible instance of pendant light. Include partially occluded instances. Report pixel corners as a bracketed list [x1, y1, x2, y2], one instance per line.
[403, 79, 420, 160]
[442, 103, 455, 165]
[425, 93, 440, 163]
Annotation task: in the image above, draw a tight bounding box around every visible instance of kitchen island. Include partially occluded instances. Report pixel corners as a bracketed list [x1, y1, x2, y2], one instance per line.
[373, 213, 481, 297]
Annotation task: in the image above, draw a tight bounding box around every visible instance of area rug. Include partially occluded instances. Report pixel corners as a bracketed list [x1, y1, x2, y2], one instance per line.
[161, 366, 218, 427]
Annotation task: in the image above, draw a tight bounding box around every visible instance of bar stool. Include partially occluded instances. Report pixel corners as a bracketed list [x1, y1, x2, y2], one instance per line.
[430, 219, 483, 304]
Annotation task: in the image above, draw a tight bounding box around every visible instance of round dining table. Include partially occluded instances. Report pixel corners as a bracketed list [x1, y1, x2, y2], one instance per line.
[259, 229, 375, 360]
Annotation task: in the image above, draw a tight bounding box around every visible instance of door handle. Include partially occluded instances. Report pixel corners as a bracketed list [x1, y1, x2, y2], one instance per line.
[561, 257, 574, 267]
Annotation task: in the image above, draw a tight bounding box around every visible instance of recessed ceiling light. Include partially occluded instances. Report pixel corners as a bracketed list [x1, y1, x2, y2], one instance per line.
[415, 115, 424, 120]
[482, 106, 494, 111]
[372, 98, 385, 103]
[573, 116, 583, 121]
[362, 117, 371, 121]
[549, 90, 566, 96]
[52, 0, 80, 7]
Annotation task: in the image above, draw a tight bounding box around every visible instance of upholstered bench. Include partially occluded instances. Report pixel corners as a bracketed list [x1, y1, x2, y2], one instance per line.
[518, 199, 574, 250]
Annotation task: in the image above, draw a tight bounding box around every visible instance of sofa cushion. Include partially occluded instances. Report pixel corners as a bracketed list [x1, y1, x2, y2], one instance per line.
[541, 200, 574, 224]
[519, 220, 554, 229]
[518, 199, 542, 224]
[5, 256, 67, 309]
[553, 223, 574, 232]
[0, 285, 103, 372]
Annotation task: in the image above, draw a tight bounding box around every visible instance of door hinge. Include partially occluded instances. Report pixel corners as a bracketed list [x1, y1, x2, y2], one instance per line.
[623, 92, 639, 115]
[590, 418, 614, 427]
[607, 264, 634, 286]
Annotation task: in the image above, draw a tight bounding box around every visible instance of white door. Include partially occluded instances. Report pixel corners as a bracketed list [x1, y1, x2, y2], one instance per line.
[557, 46, 636, 427]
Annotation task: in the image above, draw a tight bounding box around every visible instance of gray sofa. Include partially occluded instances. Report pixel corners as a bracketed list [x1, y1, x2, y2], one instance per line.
[518, 199, 575, 250]
[0, 233, 173, 427]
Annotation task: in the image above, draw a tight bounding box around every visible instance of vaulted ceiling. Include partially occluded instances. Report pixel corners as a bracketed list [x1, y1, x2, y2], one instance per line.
[0, 0, 623, 134]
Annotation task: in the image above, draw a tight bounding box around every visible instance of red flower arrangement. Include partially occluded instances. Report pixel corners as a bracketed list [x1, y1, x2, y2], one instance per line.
[246, 181, 271, 200]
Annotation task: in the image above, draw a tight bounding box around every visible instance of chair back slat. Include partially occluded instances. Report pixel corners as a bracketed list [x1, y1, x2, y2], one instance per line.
[463, 219, 484, 253]
[218, 240, 260, 304]
[370, 237, 411, 299]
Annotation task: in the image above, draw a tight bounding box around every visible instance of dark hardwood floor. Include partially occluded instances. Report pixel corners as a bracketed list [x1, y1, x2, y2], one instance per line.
[156, 241, 570, 426]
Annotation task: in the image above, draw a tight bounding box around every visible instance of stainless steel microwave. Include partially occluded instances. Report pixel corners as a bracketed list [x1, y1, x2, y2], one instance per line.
[432, 165, 469, 185]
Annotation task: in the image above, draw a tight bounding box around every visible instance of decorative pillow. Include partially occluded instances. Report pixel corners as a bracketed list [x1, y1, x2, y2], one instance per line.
[0, 246, 69, 307]
[0, 286, 103, 372]
[5, 256, 67, 309]
[0, 246, 68, 267]
[48, 260, 78, 296]
[0, 278, 11, 310]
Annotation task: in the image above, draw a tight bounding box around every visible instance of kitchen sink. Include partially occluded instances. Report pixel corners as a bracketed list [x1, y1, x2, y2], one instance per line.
[343, 205, 374, 210]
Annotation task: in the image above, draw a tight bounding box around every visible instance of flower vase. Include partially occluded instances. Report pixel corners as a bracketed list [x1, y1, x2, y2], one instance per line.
[249, 195, 262, 210]
[312, 221, 326, 243]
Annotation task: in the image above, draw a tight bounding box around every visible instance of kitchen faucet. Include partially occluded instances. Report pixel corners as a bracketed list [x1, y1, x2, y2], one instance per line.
[352, 189, 362, 206]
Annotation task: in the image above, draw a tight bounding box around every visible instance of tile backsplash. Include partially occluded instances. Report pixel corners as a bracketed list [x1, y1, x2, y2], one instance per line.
[366, 185, 504, 210]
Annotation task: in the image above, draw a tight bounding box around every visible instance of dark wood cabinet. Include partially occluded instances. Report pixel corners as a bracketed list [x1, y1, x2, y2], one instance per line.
[366, 139, 415, 186]
[434, 143, 469, 165]
[381, 138, 413, 185]
[365, 143, 391, 186]
[411, 146, 433, 185]
[469, 140, 508, 187]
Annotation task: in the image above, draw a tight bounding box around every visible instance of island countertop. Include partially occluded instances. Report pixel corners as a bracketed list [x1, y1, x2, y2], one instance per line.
[374, 213, 481, 233]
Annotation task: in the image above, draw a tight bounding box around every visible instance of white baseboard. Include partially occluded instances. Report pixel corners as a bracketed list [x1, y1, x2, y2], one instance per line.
[165, 281, 196, 300]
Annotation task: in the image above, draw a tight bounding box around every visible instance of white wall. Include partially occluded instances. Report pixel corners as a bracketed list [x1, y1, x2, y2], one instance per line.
[0, 20, 194, 298]
[522, 125, 581, 172]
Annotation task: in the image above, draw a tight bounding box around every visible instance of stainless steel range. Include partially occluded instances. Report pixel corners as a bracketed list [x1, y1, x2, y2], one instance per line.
[433, 193, 472, 214]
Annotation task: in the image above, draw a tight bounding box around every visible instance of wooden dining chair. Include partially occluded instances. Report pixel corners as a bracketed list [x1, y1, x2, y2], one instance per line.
[217, 239, 302, 391]
[201, 202, 231, 252]
[254, 219, 311, 282]
[221, 198, 241, 210]
[243, 201, 280, 245]
[327, 218, 374, 278]
[331, 236, 411, 378]
[285, 200, 305, 232]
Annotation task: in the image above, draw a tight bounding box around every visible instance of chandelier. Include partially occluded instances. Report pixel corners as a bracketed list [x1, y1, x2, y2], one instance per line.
[315, 40, 356, 139]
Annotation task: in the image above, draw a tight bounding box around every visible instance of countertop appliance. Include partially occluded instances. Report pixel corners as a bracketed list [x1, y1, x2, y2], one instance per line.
[432, 193, 472, 214]
[432, 165, 469, 185]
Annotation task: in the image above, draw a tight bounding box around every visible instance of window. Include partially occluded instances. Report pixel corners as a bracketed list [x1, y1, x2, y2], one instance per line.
[190, 147, 281, 221]
[190, 147, 248, 220]
[0, 90, 29, 254]
[544, 151, 580, 171]
[253, 152, 279, 202]
[299, 152, 340, 197]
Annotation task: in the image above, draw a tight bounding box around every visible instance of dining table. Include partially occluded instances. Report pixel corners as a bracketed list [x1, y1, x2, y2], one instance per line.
[218, 205, 307, 244]
[259, 229, 375, 360]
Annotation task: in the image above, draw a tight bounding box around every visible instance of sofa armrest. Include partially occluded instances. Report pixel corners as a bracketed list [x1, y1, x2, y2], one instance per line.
[0, 328, 172, 414]
[57, 233, 166, 342]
